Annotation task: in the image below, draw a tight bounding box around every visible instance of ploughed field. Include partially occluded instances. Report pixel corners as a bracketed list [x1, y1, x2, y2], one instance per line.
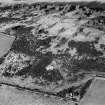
[0, 1, 105, 104]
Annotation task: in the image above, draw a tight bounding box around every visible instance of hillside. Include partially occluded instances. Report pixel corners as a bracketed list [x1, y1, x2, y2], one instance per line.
[0, 1, 105, 104]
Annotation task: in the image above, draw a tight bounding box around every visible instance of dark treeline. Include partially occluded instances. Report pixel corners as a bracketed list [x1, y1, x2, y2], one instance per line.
[0, 1, 105, 11]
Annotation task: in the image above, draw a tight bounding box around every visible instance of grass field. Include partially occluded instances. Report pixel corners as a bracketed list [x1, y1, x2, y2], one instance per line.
[80, 77, 105, 105]
[0, 33, 15, 58]
[0, 85, 74, 105]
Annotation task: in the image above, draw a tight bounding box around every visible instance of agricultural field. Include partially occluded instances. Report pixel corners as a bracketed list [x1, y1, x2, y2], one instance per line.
[80, 77, 105, 105]
[0, 1, 105, 105]
[0, 33, 15, 58]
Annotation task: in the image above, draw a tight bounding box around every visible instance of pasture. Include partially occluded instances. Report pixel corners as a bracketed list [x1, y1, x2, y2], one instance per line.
[0, 33, 15, 58]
